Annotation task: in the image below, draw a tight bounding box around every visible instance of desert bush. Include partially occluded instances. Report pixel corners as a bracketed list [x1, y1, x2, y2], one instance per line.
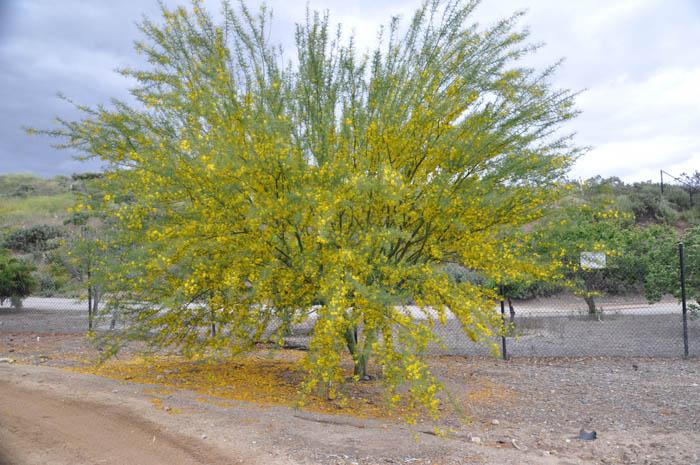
[3, 224, 63, 253]
[0, 250, 37, 307]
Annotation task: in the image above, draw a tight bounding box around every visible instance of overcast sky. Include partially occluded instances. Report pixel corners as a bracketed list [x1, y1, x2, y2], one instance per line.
[1, 0, 698, 182]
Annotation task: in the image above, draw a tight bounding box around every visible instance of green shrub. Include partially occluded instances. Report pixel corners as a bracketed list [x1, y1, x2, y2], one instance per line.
[442, 263, 488, 286]
[0, 250, 37, 307]
[503, 280, 563, 300]
[3, 224, 63, 253]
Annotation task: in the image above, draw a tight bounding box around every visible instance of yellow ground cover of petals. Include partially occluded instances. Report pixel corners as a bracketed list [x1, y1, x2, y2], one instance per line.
[74, 351, 393, 419]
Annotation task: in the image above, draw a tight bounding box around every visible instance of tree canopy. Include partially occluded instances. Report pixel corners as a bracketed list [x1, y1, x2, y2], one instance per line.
[41, 0, 579, 419]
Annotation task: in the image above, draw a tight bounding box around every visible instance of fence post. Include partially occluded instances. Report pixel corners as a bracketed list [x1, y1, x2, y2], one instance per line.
[499, 284, 507, 360]
[679, 243, 689, 359]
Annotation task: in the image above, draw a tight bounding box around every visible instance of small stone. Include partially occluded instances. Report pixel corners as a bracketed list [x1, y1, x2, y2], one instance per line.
[165, 406, 172, 412]
[491, 419, 500, 425]
[8, 348, 14, 353]
[0, 358, 15, 363]
[36, 336, 41, 341]
[470, 436, 482, 444]
[578, 429, 597, 441]
[543, 451, 551, 456]
[201, 434, 207, 439]
[511, 439, 526, 451]
[565, 439, 571, 443]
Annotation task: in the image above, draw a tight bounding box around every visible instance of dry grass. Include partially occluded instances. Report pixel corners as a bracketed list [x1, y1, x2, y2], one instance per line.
[0, 192, 74, 228]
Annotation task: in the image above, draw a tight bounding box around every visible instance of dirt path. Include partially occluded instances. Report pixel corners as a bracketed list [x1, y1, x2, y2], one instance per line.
[1, 351, 698, 465]
[0, 381, 236, 465]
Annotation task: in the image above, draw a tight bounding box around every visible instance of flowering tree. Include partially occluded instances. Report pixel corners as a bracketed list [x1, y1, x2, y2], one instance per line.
[41, 0, 578, 418]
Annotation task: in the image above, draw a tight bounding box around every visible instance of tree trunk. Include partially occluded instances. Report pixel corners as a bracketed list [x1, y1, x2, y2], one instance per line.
[354, 351, 369, 378]
[344, 326, 358, 372]
[507, 297, 515, 323]
[584, 295, 597, 314]
[110, 298, 119, 330]
[344, 325, 375, 380]
[87, 285, 93, 331]
[93, 289, 100, 314]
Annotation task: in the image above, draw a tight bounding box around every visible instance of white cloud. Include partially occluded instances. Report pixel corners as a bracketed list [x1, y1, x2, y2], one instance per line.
[574, 135, 700, 182]
[571, 66, 700, 179]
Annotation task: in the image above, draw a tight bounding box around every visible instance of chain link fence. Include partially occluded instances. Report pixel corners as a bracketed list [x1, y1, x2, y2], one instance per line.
[1, 293, 696, 358]
[1, 246, 697, 359]
[431, 293, 697, 358]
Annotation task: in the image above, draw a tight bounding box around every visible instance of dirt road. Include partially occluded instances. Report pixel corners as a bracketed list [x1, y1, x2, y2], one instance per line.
[0, 352, 698, 465]
[0, 381, 235, 465]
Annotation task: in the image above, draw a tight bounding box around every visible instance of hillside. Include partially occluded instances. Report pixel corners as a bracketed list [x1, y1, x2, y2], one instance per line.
[0, 174, 75, 229]
[580, 174, 700, 228]
[0, 174, 94, 298]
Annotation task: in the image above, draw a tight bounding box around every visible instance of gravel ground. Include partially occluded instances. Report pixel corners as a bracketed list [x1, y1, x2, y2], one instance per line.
[1, 333, 699, 464]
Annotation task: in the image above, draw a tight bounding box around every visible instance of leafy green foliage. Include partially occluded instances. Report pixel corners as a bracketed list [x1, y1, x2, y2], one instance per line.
[0, 250, 37, 307]
[532, 183, 637, 312]
[645, 227, 700, 319]
[3, 224, 64, 253]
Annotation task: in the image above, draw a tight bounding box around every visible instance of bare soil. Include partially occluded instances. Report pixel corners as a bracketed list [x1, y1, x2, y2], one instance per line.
[0, 380, 237, 465]
[0, 333, 699, 465]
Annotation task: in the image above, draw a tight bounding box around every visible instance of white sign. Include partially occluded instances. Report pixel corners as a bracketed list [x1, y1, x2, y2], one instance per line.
[580, 252, 606, 269]
[581, 252, 605, 270]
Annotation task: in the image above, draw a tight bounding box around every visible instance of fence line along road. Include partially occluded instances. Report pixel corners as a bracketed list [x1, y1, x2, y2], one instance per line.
[1, 294, 696, 358]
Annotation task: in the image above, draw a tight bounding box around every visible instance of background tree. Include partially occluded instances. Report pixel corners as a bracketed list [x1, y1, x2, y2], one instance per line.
[534, 183, 635, 314]
[0, 249, 37, 308]
[41, 0, 579, 418]
[60, 216, 104, 330]
[645, 227, 700, 319]
[534, 179, 685, 315]
[56, 173, 111, 330]
[678, 171, 700, 207]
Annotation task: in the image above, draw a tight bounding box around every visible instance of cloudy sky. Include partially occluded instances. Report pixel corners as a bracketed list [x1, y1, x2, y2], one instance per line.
[1, 0, 698, 181]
